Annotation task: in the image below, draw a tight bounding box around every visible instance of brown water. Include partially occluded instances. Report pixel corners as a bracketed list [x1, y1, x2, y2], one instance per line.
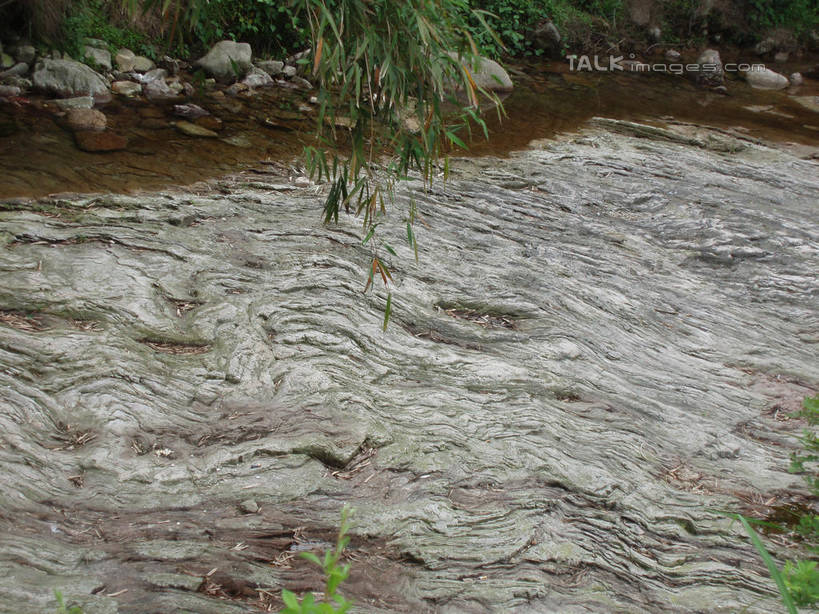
[1, 59, 818, 199]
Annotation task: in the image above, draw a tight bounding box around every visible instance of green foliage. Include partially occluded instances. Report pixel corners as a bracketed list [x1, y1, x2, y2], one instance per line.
[280, 506, 354, 614]
[296, 0, 502, 327]
[62, 0, 157, 59]
[784, 560, 819, 607]
[54, 591, 83, 614]
[748, 0, 819, 38]
[790, 395, 819, 496]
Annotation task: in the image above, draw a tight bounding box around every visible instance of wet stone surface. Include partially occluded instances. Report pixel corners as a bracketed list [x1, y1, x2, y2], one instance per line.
[0, 119, 817, 613]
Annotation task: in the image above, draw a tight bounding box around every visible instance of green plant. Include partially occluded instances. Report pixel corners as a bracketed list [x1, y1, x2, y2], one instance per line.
[295, 0, 503, 328]
[784, 560, 819, 607]
[63, 0, 157, 59]
[280, 506, 354, 614]
[54, 590, 83, 614]
[790, 395, 819, 496]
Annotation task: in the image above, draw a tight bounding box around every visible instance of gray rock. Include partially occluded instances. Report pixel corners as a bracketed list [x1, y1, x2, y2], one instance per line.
[226, 82, 249, 96]
[238, 499, 259, 514]
[242, 66, 273, 88]
[0, 52, 13, 69]
[84, 38, 107, 49]
[32, 59, 110, 100]
[111, 80, 142, 96]
[790, 72, 803, 87]
[173, 103, 209, 119]
[143, 78, 179, 101]
[142, 68, 168, 83]
[115, 48, 136, 72]
[755, 38, 775, 55]
[132, 56, 155, 73]
[195, 40, 252, 82]
[793, 96, 819, 113]
[256, 60, 284, 76]
[693, 48, 723, 87]
[1, 76, 31, 89]
[774, 51, 789, 63]
[744, 66, 789, 90]
[0, 85, 21, 97]
[83, 46, 112, 72]
[14, 44, 35, 65]
[528, 21, 561, 58]
[665, 49, 681, 63]
[53, 96, 95, 110]
[451, 53, 513, 93]
[290, 76, 313, 90]
[0, 62, 29, 79]
[282, 64, 297, 78]
[65, 108, 106, 132]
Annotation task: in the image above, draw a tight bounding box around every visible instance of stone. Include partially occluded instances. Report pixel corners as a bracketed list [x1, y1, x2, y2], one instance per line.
[0, 62, 29, 79]
[692, 48, 723, 87]
[648, 25, 661, 42]
[755, 38, 775, 55]
[665, 49, 681, 63]
[238, 499, 259, 514]
[774, 51, 789, 63]
[174, 103, 209, 119]
[282, 64, 297, 78]
[115, 48, 136, 72]
[451, 53, 513, 93]
[32, 58, 110, 100]
[83, 46, 112, 72]
[74, 131, 127, 152]
[65, 108, 106, 132]
[242, 66, 273, 88]
[194, 116, 222, 132]
[84, 38, 107, 49]
[744, 66, 789, 90]
[0, 85, 21, 97]
[256, 60, 284, 76]
[528, 20, 561, 58]
[132, 56, 155, 73]
[112, 80, 142, 96]
[195, 40, 252, 82]
[290, 76, 312, 90]
[143, 78, 179, 101]
[1, 53, 14, 69]
[790, 73, 804, 87]
[14, 44, 35, 65]
[53, 96, 94, 110]
[142, 68, 168, 83]
[1, 76, 31, 89]
[226, 82, 248, 96]
[175, 120, 218, 137]
[793, 96, 819, 113]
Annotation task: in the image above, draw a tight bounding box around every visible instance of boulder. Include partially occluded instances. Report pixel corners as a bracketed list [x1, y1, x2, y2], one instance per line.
[790, 73, 803, 87]
[692, 49, 723, 87]
[173, 103, 209, 119]
[143, 78, 179, 101]
[142, 68, 168, 83]
[53, 96, 94, 110]
[743, 67, 789, 90]
[0, 62, 29, 79]
[282, 65, 297, 78]
[256, 60, 284, 76]
[115, 48, 136, 72]
[242, 66, 273, 88]
[452, 53, 513, 93]
[74, 131, 127, 152]
[83, 46, 112, 72]
[195, 40, 251, 82]
[132, 56, 155, 73]
[112, 80, 142, 96]
[175, 120, 218, 137]
[14, 44, 35, 65]
[32, 59, 110, 100]
[528, 20, 561, 59]
[755, 38, 775, 55]
[0, 85, 21, 97]
[65, 108, 106, 132]
[0, 53, 14, 69]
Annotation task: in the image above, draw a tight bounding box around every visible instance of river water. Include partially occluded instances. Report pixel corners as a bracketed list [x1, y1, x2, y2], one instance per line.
[0, 66, 818, 613]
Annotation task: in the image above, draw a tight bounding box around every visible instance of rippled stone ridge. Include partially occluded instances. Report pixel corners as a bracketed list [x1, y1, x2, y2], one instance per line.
[0, 119, 817, 613]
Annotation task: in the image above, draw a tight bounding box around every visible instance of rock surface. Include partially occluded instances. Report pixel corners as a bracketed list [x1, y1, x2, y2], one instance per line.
[242, 66, 273, 88]
[0, 119, 815, 614]
[450, 52, 514, 93]
[693, 48, 723, 87]
[175, 120, 218, 137]
[112, 80, 142, 96]
[73, 130, 127, 151]
[32, 58, 110, 100]
[65, 108, 106, 132]
[83, 46, 112, 72]
[195, 40, 252, 82]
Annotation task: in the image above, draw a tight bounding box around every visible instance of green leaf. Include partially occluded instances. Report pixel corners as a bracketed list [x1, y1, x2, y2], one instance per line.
[300, 551, 322, 567]
[738, 515, 798, 614]
[383, 293, 392, 331]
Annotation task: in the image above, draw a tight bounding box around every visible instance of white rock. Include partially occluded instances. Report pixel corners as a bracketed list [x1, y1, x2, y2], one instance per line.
[744, 67, 789, 90]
